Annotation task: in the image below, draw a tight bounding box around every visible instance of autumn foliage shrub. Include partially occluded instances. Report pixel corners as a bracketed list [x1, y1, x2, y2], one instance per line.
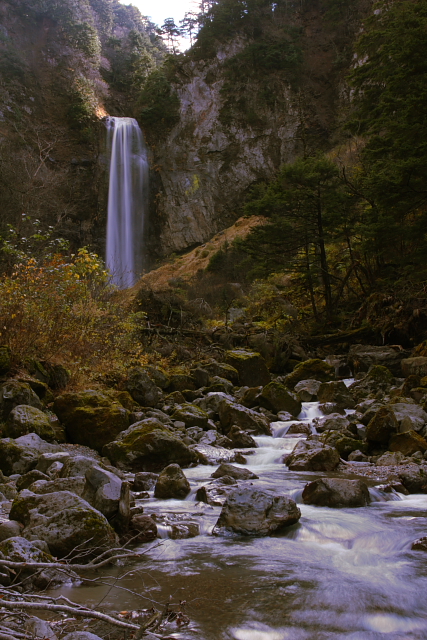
[0, 248, 146, 384]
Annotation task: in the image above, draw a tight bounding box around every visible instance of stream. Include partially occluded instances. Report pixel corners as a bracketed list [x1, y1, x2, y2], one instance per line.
[53, 393, 427, 640]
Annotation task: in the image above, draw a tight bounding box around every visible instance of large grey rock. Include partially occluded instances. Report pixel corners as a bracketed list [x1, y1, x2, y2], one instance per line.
[401, 357, 427, 378]
[258, 382, 301, 416]
[36, 452, 70, 474]
[16, 469, 50, 491]
[214, 488, 301, 536]
[228, 425, 258, 448]
[125, 367, 163, 407]
[0, 536, 77, 588]
[193, 443, 236, 465]
[133, 472, 159, 491]
[302, 478, 370, 508]
[366, 407, 398, 444]
[60, 455, 98, 478]
[196, 477, 238, 506]
[349, 344, 410, 376]
[83, 465, 123, 518]
[0, 434, 57, 476]
[9, 491, 117, 558]
[211, 463, 258, 480]
[0, 381, 42, 419]
[294, 379, 322, 402]
[313, 414, 351, 433]
[28, 477, 86, 497]
[170, 403, 209, 429]
[103, 419, 198, 472]
[218, 399, 271, 435]
[317, 381, 355, 410]
[193, 391, 236, 414]
[154, 464, 190, 499]
[349, 366, 394, 401]
[0, 520, 22, 542]
[24, 617, 57, 640]
[225, 350, 270, 387]
[389, 403, 427, 433]
[389, 431, 427, 456]
[285, 439, 340, 471]
[204, 362, 239, 385]
[5, 405, 56, 441]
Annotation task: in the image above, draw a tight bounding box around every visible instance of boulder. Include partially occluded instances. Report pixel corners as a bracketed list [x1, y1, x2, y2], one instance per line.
[412, 537, 427, 551]
[24, 618, 57, 640]
[204, 362, 239, 385]
[16, 470, 50, 491]
[60, 455, 98, 478]
[167, 374, 196, 392]
[0, 381, 42, 419]
[398, 465, 427, 493]
[28, 477, 86, 497]
[258, 382, 301, 416]
[154, 464, 191, 499]
[225, 350, 270, 387]
[9, 491, 117, 558]
[366, 407, 398, 444]
[376, 451, 406, 466]
[0, 536, 77, 588]
[133, 472, 158, 491]
[285, 422, 312, 435]
[349, 366, 394, 401]
[389, 403, 427, 433]
[103, 419, 198, 472]
[128, 515, 158, 542]
[192, 443, 236, 465]
[211, 463, 258, 481]
[170, 403, 209, 429]
[294, 379, 322, 402]
[218, 400, 271, 435]
[196, 477, 238, 506]
[389, 431, 427, 456]
[169, 522, 200, 539]
[228, 425, 258, 448]
[214, 488, 300, 536]
[317, 381, 355, 410]
[285, 359, 334, 389]
[320, 432, 367, 460]
[314, 414, 351, 433]
[125, 368, 163, 406]
[62, 634, 104, 640]
[0, 434, 57, 476]
[349, 344, 410, 376]
[205, 376, 234, 394]
[302, 478, 370, 508]
[54, 391, 129, 451]
[36, 452, 70, 474]
[401, 357, 427, 378]
[285, 439, 340, 471]
[190, 367, 211, 388]
[0, 520, 22, 542]
[83, 465, 123, 518]
[142, 365, 170, 390]
[4, 405, 56, 442]
[193, 392, 235, 415]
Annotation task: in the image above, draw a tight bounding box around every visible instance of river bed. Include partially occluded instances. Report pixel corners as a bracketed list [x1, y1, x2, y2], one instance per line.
[52, 399, 427, 640]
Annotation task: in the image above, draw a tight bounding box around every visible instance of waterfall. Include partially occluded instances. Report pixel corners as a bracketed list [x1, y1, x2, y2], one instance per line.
[105, 116, 148, 289]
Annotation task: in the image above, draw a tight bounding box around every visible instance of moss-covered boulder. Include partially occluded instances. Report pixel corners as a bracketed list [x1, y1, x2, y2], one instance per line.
[225, 350, 270, 387]
[284, 359, 334, 389]
[154, 463, 191, 499]
[0, 434, 57, 475]
[0, 346, 11, 376]
[142, 365, 170, 389]
[167, 374, 196, 392]
[349, 365, 394, 401]
[321, 431, 368, 460]
[9, 491, 117, 559]
[389, 431, 427, 456]
[170, 403, 209, 429]
[402, 357, 427, 378]
[317, 381, 355, 410]
[5, 405, 56, 442]
[53, 390, 129, 452]
[102, 419, 198, 472]
[0, 381, 42, 419]
[218, 399, 271, 435]
[125, 367, 163, 406]
[203, 362, 239, 385]
[366, 407, 398, 444]
[258, 382, 301, 417]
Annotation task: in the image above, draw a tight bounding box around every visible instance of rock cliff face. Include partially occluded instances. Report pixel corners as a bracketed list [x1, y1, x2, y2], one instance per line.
[148, 0, 370, 258]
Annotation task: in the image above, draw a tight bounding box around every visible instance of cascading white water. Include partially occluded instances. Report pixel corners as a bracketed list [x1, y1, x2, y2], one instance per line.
[105, 116, 148, 289]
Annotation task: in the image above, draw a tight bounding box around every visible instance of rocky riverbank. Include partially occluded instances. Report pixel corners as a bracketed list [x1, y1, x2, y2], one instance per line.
[1, 344, 427, 638]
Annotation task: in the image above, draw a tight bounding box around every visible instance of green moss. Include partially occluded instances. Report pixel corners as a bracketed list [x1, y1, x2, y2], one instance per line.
[285, 359, 335, 389]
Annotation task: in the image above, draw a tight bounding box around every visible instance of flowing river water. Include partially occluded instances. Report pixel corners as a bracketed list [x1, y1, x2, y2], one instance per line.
[55, 393, 427, 640]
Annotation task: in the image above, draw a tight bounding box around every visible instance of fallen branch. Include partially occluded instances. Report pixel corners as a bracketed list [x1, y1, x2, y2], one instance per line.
[0, 601, 139, 631]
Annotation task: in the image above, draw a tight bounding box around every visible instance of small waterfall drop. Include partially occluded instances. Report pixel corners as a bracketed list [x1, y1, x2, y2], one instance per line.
[105, 116, 148, 289]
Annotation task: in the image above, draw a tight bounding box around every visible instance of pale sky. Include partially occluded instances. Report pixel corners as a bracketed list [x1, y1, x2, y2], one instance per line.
[121, 0, 198, 28]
